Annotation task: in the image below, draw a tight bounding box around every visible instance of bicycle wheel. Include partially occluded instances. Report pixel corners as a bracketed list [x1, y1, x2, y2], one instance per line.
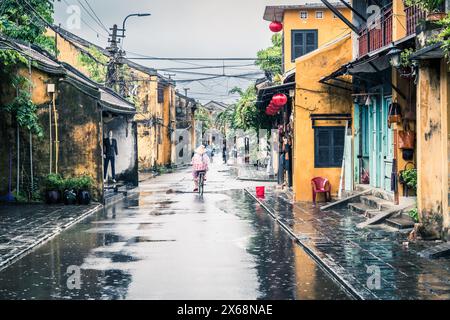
[198, 173, 204, 196]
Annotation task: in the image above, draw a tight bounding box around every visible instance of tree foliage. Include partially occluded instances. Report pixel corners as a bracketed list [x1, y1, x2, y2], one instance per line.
[0, 0, 55, 136]
[217, 86, 272, 132]
[195, 106, 212, 135]
[256, 33, 283, 77]
[0, 0, 55, 52]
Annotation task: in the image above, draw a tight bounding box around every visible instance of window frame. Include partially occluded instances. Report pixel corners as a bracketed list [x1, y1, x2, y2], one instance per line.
[314, 126, 346, 168]
[299, 11, 308, 19]
[291, 29, 318, 62]
[315, 11, 324, 19]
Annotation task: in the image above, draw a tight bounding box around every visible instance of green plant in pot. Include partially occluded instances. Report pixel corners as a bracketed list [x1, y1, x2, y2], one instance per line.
[401, 168, 417, 191]
[43, 173, 63, 204]
[405, 0, 445, 21]
[63, 177, 78, 205]
[399, 48, 416, 77]
[76, 175, 94, 205]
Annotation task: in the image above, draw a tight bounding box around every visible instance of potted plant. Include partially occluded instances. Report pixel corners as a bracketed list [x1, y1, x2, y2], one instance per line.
[43, 173, 63, 204]
[400, 167, 417, 195]
[405, 0, 446, 21]
[399, 48, 416, 77]
[76, 175, 94, 205]
[63, 177, 78, 205]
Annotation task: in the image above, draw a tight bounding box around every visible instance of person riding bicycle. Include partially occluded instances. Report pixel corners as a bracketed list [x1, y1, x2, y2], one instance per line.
[191, 145, 210, 192]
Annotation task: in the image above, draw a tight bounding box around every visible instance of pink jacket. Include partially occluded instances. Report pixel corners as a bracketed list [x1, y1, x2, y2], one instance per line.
[192, 153, 210, 171]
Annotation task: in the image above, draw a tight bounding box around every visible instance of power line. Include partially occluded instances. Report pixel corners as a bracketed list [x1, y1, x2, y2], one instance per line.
[60, 0, 108, 38]
[75, 0, 108, 33]
[127, 57, 260, 61]
[83, 0, 109, 32]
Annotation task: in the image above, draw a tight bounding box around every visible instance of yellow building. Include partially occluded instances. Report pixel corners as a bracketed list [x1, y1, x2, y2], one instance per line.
[262, 3, 352, 202]
[293, 34, 353, 201]
[51, 27, 176, 171]
[263, 3, 351, 73]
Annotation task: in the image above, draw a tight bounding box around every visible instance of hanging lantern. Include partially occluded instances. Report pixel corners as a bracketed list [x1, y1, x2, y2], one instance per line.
[272, 93, 288, 107]
[269, 21, 283, 33]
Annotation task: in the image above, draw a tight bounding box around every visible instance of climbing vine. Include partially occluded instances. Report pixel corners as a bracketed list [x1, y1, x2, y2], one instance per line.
[77, 46, 108, 84]
[0, 49, 43, 137]
[0, 0, 55, 137]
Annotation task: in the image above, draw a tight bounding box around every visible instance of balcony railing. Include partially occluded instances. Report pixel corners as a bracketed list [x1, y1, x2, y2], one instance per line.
[357, 8, 393, 58]
[405, 5, 426, 36]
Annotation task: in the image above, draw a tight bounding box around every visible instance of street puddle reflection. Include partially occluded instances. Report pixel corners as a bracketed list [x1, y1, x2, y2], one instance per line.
[0, 190, 350, 300]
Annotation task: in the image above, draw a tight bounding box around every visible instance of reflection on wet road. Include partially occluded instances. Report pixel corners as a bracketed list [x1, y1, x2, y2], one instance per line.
[0, 167, 350, 300]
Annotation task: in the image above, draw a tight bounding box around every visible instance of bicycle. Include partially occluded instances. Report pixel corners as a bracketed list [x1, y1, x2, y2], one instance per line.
[198, 171, 206, 196]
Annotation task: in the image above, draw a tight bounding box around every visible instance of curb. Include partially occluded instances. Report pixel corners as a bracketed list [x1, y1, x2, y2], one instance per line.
[244, 188, 366, 300]
[0, 204, 102, 273]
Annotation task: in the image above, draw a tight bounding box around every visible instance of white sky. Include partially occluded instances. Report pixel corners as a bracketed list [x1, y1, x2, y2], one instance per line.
[54, 0, 314, 103]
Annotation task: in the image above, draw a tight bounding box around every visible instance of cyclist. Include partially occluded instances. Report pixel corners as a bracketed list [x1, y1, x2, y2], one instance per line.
[191, 145, 210, 192]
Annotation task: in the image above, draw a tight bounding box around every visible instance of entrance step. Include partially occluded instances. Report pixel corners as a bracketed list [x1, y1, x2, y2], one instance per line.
[348, 202, 379, 215]
[385, 215, 415, 230]
[360, 195, 393, 211]
[419, 242, 450, 259]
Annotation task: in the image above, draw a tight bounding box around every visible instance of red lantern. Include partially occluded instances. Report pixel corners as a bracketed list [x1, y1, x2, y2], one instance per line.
[272, 93, 288, 107]
[269, 21, 283, 33]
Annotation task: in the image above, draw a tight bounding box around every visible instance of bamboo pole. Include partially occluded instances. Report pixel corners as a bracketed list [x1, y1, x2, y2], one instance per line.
[49, 101, 52, 173]
[53, 93, 59, 174]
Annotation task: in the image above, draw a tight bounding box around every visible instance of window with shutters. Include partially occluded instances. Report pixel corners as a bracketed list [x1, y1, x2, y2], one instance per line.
[314, 126, 345, 168]
[291, 29, 318, 61]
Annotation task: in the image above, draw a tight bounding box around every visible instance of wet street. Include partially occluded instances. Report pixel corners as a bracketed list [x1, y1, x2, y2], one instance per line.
[0, 159, 350, 300]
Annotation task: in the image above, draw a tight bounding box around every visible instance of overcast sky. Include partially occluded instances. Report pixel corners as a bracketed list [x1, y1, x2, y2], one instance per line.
[54, 0, 313, 103]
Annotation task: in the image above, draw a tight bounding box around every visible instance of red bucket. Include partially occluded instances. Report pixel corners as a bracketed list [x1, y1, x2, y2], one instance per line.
[256, 186, 265, 198]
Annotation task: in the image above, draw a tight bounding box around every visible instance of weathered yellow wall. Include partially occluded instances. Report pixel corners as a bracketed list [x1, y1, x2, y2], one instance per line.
[293, 34, 353, 202]
[416, 59, 449, 239]
[52, 31, 91, 76]
[392, 71, 416, 197]
[392, 0, 407, 42]
[159, 84, 175, 165]
[283, 8, 351, 72]
[52, 30, 176, 169]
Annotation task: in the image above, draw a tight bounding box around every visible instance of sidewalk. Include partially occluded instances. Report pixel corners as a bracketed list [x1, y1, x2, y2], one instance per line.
[0, 203, 101, 271]
[246, 187, 450, 300]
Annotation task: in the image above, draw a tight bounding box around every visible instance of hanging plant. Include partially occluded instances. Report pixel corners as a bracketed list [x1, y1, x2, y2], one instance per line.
[401, 168, 417, 190]
[404, 0, 445, 14]
[0, 50, 43, 137]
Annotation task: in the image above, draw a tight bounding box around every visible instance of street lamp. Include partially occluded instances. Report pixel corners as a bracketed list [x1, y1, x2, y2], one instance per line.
[387, 47, 402, 69]
[121, 13, 151, 38]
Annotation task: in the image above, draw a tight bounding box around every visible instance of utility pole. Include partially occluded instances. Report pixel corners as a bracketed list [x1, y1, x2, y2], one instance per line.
[106, 24, 123, 92]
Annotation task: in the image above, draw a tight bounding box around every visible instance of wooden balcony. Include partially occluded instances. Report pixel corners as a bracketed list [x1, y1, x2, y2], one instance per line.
[357, 8, 393, 58]
[405, 5, 426, 36]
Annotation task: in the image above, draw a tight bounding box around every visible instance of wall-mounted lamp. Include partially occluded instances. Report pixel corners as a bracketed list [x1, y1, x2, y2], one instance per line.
[387, 47, 402, 69]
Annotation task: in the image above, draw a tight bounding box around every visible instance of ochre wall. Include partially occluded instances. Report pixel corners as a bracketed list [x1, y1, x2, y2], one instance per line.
[282, 7, 351, 72]
[53, 30, 177, 168]
[416, 59, 449, 239]
[293, 34, 353, 202]
[392, 0, 407, 42]
[0, 67, 103, 200]
[392, 71, 417, 197]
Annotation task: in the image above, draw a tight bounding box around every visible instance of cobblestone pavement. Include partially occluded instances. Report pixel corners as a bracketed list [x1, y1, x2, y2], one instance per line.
[0, 203, 101, 271]
[246, 187, 450, 300]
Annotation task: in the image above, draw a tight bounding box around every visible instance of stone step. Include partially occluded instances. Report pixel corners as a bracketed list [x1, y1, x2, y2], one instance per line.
[385, 215, 416, 230]
[348, 202, 379, 215]
[360, 195, 393, 211]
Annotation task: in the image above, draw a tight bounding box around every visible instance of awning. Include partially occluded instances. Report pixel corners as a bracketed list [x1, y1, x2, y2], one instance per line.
[256, 82, 295, 109]
[411, 42, 444, 60]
